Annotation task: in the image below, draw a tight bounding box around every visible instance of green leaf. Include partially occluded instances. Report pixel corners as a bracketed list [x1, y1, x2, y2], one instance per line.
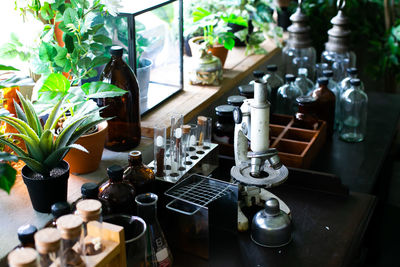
[0, 138, 28, 158]
[54, 115, 87, 150]
[0, 64, 19, 71]
[63, 8, 78, 28]
[0, 43, 18, 60]
[16, 91, 43, 137]
[39, 42, 57, 62]
[18, 156, 47, 174]
[88, 24, 103, 35]
[40, 2, 55, 20]
[42, 145, 75, 169]
[0, 114, 40, 145]
[90, 55, 110, 68]
[67, 117, 106, 146]
[0, 163, 16, 194]
[93, 34, 112, 46]
[54, 47, 68, 67]
[13, 100, 28, 124]
[39, 130, 54, 157]
[78, 57, 91, 69]
[38, 73, 71, 97]
[3, 133, 43, 162]
[44, 97, 65, 131]
[64, 34, 75, 53]
[81, 81, 127, 98]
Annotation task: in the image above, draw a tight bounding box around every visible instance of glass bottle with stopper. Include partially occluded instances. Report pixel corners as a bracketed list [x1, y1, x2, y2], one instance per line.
[282, 0, 316, 78]
[123, 151, 155, 195]
[57, 215, 85, 267]
[321, 0, 356, 81]
[8, 247, 38, 267]
[276, 74, 303, 115]
[339, 67, 363, 94]
[34, 228, 61, 267]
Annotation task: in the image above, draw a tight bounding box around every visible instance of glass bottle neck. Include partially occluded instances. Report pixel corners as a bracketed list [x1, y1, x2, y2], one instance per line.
[129, 155, 143, 166]
[137, 202, 157, 222]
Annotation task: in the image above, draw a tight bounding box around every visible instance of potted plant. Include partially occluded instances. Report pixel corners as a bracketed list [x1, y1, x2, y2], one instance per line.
[136, 22, 154, 101]
[33, 73, 126, 174]
[0, 91, 104, 212]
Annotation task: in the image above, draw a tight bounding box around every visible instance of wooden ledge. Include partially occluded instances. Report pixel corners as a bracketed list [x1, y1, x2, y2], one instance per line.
[140, 40, 281, 137]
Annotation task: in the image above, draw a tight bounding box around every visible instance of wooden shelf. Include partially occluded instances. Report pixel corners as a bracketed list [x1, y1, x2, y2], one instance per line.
[140, 41, 281, 137]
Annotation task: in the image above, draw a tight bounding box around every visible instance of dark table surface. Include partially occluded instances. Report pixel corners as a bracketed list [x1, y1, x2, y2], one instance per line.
[311, 91, 400, 194]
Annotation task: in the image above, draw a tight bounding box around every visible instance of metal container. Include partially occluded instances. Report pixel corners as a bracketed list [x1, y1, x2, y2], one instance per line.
[251, 198, 292, 247]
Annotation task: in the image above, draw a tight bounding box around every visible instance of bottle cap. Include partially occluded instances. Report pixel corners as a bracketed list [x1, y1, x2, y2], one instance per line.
[182, 125, 191, 134]
[238, 84, 254, 98]
[317, 77, 329, 85]
[285, 74, 295, 82]
[253, 70, 265, 78]
[51, 201, 71, 219]
[215, 105, 235, 117]
[350, 78, 361, 86]
[34, 228, 61, 254]
[110, 46, 123, 57]
[17, 224, 37, 245]
[107, 164, 124, 181]
[266, 64, 278, 72]
[8, 247, 38, 267]
[81, 182, 99, 199]
[298, 68, 308, 76]
[227, 95, 247, 106]
[57, 214, 83, 240]
[76, 199, 102, 222]
[296, 95, 316, 105]
[322, 69, 333, 77]
[346, 67, 358, 75]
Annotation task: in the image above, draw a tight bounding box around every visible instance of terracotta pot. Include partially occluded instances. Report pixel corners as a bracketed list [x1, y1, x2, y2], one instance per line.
[188, 36, 229, 67]
[64, 121, 108, 174]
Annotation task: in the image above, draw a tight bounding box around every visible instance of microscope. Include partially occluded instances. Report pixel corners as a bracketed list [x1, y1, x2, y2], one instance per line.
[231, 79, 290, 231]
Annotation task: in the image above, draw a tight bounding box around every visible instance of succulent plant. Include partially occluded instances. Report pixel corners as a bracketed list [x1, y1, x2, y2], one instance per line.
[0, 91, 106, 176]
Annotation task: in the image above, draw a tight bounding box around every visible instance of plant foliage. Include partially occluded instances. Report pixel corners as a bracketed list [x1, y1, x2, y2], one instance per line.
[0, 152, 18, 194]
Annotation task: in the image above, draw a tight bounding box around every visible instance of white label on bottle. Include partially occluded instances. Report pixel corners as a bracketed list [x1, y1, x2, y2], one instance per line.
[156, 248, 168, 262]
[175, 128, 182, 138]
[156, 136, 164, 147]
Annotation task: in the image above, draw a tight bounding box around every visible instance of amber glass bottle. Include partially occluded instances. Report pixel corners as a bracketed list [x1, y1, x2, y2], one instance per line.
[312, 77, 336, 136]
[293, 96, 319, 130]
[123, 151, 155, 195]
[99, 46, 141, 151]
[98, 165, 136, 215]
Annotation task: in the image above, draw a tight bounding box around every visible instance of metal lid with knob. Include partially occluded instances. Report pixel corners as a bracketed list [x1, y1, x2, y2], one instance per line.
[251, 197, 292, 247]
[287, 0, 313, 49]
[325, 0, 351, 53]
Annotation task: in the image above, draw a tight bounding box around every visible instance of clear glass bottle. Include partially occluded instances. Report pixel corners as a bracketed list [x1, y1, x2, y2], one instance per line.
[214, 105, 235, 144]
[295, 68, 314, 95]
[34, 228, 61, 267]
[340, 78, 368, 142]
[98, 165, 136, 216]
[135, 193, 173, 267]
[57, 215, 85, 267]
[322, 69, 340, 129]
[46, 202, 71, 228]
[264, 64, 284, 113]
[8, 247, 38, 267]
[154, 126, 166, 178]
[339, 67, 363, 95]
[16, 224, 37, 249]
[311, 77, 336, 136]
[99, 45, 141, 151]
[123, 151, 155, 195]
[75, 199, 103, 256]
[276, 74, 303, 115]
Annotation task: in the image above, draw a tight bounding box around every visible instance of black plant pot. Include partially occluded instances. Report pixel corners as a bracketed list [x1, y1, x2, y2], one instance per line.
[22, 160, 70, 213]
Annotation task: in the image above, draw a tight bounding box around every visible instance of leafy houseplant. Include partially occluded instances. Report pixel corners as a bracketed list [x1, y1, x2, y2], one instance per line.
[0, 91, 105, 212]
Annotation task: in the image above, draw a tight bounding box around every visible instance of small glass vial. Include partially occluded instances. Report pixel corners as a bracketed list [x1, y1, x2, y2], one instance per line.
[340, 78, 367, 142]
[123, 151, 155, 195]
[295, 68, 314, 95]
[135, 193, 173, 267]
[46, 202, 71, 228]
[214, 105, 235, 144]
[16, 224, 38, 249]
[170, 114, 184, 175]
[264, 64, 284, 113]
[339, 67, 363, 95]
[57, 215, 85, 267]
[227, 95, 247, 107]
[197, 116, 207, 147]
[34, 228, 61, 267]
[293, 96, 319, 130]
[154, 126, 166, 178]
[98, 165, 136, 216]
[312, 77, 336, 136]
[8, 247, 38, 267]
[181, 125, 191, 164]
[323, 69, 340, 128]
[276, 74, 303, 115]
[75, 199, 103, 256]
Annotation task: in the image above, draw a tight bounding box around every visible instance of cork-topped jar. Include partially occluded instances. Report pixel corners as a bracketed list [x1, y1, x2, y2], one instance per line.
[197, 116, 207, 147]
[8, 247, 38, 267]
[34, 228, 61, 267]
[76, 199, 102, 223]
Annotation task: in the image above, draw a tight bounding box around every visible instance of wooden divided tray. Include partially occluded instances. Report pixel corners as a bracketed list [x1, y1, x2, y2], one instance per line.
[216, 114, 327, 169]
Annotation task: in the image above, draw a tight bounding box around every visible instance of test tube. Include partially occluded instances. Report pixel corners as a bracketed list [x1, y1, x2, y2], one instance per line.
[188, 124, 198, 149]
[197, 116, 207, 147]
[154, 126, 166, 177]
[204, 117, 212, 149]
[181, 125, 191, 165]
[170, 114, 184, 174]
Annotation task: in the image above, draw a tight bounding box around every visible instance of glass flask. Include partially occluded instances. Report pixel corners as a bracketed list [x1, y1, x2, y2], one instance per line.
[295, 68, 314, 95]
[214, 105, 235, 144]
[34, 228, 61, 267]
[340, 78, 368, 142]
[293, 96, 319, 130]
[276, 74, 303, 116]
[99, 45, 141, 151]
[16, 224, 37, 249]
[311, 77, 336, 136]
[154, 126, 166, 178]
[264, 64, 284, 113]
[98, 165, 136, 216]
[322, 70, 340, 129]
[135, 193, 173, 267]
[57, 215, 85, 267]
[123, 150, 155, 195]
[339, 67, 363, 95]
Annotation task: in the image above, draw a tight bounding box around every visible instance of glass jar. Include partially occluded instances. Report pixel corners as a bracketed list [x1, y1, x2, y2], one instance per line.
[34, 228, 61, 267]
[56, 215, 85, 267]
[75, 199, 103, 256]
[295, 68, 314, 95]
[16, 224, 37, 249]
[98, 165, 136, 216]
[227, 95, 247, 107]
[8, 247, 38, 267]
[311, 77, 336, 136]
[276, 74, 303, 116]
[123, 151, 155, 195]
[135, 193, 173, 267]
[293, 96, 319, 130]
[188, 48, 223, 86]
[99, 45, 141, 151]
[263, 64, 284, 113]
[340, 78, 368, 142]
[213, 105, 235, 144]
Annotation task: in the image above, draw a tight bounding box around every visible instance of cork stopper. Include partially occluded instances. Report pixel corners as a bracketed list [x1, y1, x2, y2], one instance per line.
[182, 125, 191, 134]
[197, 116, 207, 125]
[34, 228, 61, 254]
[57, 214, 83, 240]
[8, 248, 38, 267]
[76, 199, 102, 223]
